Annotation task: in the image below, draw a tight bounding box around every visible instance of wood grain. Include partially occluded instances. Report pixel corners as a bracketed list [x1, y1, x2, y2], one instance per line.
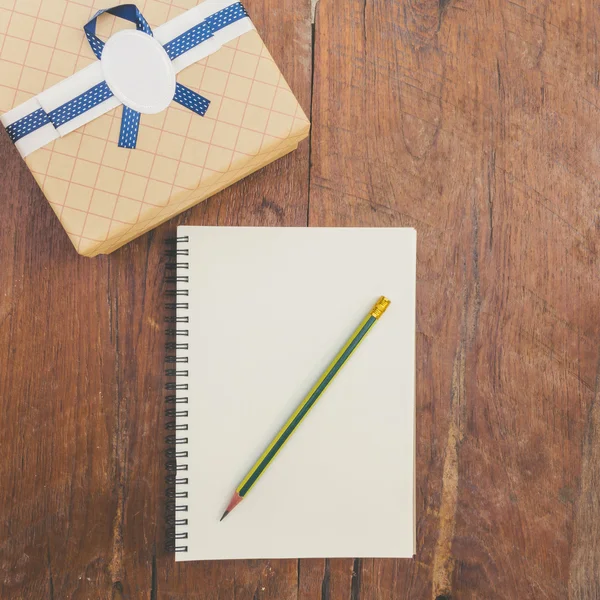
[310, 0, 600, 599]
[1, 0, 600, 597]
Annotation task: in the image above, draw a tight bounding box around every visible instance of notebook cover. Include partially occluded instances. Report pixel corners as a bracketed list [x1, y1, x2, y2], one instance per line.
[167, 226, 417, 560]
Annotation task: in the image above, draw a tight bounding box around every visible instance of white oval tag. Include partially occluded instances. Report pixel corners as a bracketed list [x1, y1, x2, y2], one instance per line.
[101, 30, 176, 115]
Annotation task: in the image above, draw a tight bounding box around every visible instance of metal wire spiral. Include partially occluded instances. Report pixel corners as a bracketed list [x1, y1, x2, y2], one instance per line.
[165, 236, 190, 553]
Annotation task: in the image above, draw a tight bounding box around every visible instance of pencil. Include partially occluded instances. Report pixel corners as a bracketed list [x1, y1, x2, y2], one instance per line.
[220, 295, 392, 521]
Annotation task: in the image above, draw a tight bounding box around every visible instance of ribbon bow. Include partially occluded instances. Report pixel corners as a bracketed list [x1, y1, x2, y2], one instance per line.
[4, 2, 249, 151]
[84, 3, 244, 149]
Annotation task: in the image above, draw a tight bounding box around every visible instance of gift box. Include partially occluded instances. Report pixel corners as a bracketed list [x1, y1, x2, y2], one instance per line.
[0, 0, 310, 256]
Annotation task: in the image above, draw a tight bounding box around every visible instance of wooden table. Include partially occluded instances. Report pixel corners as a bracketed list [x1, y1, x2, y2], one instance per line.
[1, 0, 599, 598]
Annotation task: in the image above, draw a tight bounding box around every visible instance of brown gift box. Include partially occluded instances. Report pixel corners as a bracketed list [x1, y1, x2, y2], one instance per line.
[0, 0, 309, 256]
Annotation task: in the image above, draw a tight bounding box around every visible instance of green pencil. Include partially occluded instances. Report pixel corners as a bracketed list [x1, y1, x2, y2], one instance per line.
[220, 295, 392, 521]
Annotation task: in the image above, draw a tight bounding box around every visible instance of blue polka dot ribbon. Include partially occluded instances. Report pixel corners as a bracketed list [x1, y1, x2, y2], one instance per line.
[119, 106, 141, 149]
[50, 81, 114, 128]
[5, 109, 51, 144]
[5, 2, 249, 150]
[164, 3, 248, 60]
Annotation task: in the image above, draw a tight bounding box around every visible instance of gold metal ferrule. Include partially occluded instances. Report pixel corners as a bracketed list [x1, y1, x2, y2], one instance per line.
[370, 296, 391, 319]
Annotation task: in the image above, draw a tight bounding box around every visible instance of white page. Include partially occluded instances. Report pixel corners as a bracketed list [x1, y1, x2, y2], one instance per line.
[175, 226, 416, 561]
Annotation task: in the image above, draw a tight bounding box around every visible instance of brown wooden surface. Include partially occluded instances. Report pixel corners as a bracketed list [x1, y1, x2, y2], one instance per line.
[1, 0, 599, 597]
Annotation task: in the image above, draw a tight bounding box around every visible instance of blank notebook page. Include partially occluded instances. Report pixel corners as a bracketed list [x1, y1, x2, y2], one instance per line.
[175, 226, 416, 561]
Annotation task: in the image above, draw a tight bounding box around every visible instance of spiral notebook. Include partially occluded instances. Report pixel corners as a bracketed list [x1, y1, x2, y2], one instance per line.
[166, 226, 417, 561]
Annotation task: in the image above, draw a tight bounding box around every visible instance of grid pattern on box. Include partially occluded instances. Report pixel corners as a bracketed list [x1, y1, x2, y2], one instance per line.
[0, 0, 309, 255]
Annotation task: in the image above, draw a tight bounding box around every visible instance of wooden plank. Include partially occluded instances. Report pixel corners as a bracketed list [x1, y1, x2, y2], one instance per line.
[309, 0, 600, 598]
[569, 361, 600, 599]
[109, 230, 166, 600]
[0, 133, 117, 599]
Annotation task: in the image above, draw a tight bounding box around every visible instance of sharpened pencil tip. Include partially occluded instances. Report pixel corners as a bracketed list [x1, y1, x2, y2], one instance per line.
[221, 491, 243, 521]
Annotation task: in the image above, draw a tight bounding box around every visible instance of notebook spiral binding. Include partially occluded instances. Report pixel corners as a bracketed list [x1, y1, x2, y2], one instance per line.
[165, 235, 190, 553]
